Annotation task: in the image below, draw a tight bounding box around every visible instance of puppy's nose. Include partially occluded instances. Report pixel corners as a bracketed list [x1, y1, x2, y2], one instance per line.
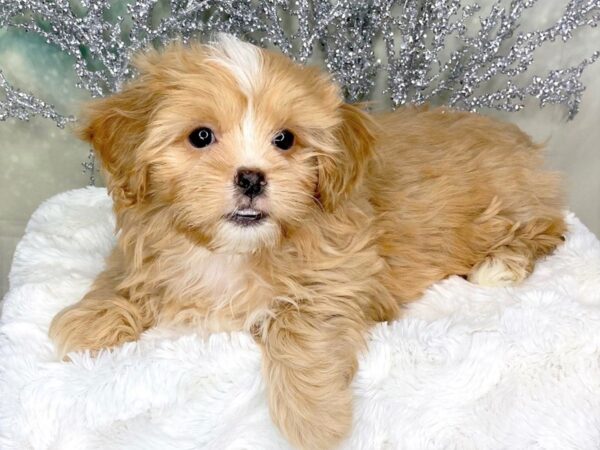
[235, 169, 267, 199]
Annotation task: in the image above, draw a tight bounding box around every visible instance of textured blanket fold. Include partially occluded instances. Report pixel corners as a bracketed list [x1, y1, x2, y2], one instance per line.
[1, 187, 600, 449]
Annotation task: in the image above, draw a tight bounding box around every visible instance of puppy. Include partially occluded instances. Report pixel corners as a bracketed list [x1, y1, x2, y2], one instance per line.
[49, 34, 565, 449]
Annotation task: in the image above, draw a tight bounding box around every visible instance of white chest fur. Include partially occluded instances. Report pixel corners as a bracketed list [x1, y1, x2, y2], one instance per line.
[175, 246, 249, 301]
[154, 241, 273, 332]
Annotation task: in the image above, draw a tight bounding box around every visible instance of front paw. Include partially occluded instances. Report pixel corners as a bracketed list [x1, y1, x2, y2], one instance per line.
[261, 302, 366, 449]
[49, 298, 143, 359]
[269, 380, 353, 450]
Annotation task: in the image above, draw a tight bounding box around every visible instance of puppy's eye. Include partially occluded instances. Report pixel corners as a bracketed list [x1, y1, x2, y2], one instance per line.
[189, 127, 215, 149]
[272, 129, 294, 151]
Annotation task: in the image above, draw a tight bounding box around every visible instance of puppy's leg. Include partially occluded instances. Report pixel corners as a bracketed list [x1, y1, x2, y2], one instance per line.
[257, 302, 367, 450]
[468, 216, 566, 287]
[49, 277, 151, 359]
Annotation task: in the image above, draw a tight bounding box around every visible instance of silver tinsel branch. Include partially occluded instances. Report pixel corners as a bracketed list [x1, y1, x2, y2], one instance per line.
[0, 0, 599, 184]
[0, 71, 74, 128]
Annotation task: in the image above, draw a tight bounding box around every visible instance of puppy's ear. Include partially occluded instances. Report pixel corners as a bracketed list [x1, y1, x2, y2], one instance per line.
[77, 52, 163, 209]
[317, 103, 377, 211]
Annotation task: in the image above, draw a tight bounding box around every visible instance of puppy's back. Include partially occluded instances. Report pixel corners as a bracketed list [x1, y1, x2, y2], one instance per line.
[367, 106, 565, 304]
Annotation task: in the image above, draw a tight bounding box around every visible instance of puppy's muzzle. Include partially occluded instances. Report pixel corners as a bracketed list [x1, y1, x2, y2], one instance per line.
[235, 168, 267, 199]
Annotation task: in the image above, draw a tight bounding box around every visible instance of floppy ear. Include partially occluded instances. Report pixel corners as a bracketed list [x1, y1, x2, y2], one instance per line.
[77, 52, 164, 210]
[316, 103, 377, 211]
[77, 82, 155, 210]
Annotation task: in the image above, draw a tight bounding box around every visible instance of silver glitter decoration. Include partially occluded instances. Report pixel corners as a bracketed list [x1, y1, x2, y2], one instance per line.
[1, 0, 599, 184]
[0, 70, 74, 128]
[81, 148, 98, 186]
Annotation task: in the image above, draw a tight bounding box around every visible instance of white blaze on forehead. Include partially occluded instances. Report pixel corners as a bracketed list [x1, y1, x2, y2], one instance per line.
[210, 33, 265, 168]
[208, 34, 267, 168]
[208, 33, 262, 96]
[239, 106, 269, 168]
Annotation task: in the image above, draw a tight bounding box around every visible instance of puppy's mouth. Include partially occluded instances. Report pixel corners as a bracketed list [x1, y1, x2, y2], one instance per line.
[226, 208, 268, 227]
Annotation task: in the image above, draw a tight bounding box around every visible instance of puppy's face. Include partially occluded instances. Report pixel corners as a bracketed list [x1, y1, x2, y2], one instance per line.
[80, 35, 375, 253]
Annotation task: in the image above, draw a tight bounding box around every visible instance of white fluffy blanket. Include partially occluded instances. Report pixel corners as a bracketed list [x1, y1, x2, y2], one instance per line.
[2, 187, 600, 450]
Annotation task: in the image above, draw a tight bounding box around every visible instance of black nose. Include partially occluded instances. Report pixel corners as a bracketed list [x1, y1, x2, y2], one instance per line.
[235, 169, 267, 198]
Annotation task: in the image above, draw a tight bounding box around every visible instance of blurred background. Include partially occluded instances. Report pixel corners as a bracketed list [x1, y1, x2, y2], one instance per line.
[1, 1, 599, 297]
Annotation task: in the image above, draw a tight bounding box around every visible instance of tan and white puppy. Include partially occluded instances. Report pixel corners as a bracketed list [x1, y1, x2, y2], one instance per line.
[49, 34, 565, 449]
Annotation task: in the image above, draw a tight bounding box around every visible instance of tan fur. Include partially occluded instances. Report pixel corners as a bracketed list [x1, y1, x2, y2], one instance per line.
[49, 38, 565, 449]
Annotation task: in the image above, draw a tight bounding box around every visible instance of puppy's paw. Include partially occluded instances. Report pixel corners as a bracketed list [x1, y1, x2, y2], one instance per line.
[468, 256, 528, 287]
[270, 382, 353, 450]
[49, 298, 143, 360]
